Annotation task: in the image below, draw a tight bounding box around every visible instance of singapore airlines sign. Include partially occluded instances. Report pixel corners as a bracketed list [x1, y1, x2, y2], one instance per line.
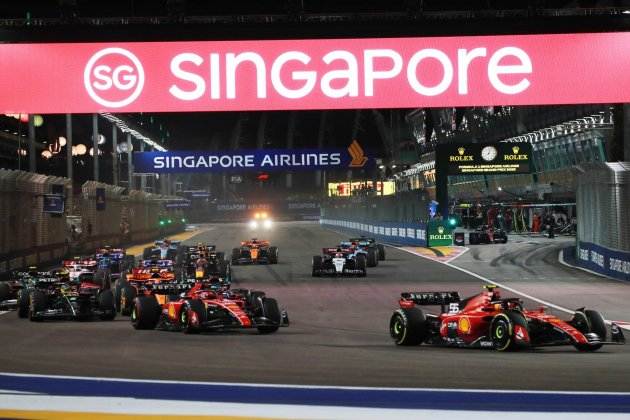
[133, 141, 372, 173]
[1, 32, 630, 113]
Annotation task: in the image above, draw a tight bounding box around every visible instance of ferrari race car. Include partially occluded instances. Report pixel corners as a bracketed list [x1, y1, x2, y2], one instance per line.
[131, 277, 288, 334]
[231, 239, 278, 265]
[142, 240, 183, 261]
[390, 285, 625, 351]
[115, 258, 179, 315]
[348, 237, 386, 261]
[24, 271, 115, 322]
[468, 225, 508, 244]
[312, 248, 367, 277]
[182, 245, 231, 283]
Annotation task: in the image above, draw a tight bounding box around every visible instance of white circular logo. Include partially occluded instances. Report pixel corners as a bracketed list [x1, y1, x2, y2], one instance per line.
[481, 146, 498, 162]
[84, 47, 145, 108]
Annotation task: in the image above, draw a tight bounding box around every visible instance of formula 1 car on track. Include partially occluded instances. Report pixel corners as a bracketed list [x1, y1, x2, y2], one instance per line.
[95, 246, 135, 281]
[182, 245, 231, 283]
[348, 237, 386, 261]
[468, 225, 508, 244]
[62, 257, 98, 282]
[339, 240, 379, 267]
[231, 239, 278, 265]
[131, 277, 288, 334]
[390, 285, 625, 351]
[0, 268, 44, 314]
[25, 271, 116, 322]
[142, 240, 183, 261]
[248, 211, 273, 230]
[115, 258, 179, 315]
[312, 248, 367, 277]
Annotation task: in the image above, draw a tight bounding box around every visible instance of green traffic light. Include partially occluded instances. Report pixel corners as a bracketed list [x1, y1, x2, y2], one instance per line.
[181, 218, 187, 223]
[448, 218, 457, 227]
[168, 219, 173, 224]
[159, 220, 165, 226]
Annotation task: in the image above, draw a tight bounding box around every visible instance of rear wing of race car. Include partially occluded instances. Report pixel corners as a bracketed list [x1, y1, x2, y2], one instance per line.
[400, 291, 461, 306]
[322, 248, 350, 256]
[147, 282, 192, 295]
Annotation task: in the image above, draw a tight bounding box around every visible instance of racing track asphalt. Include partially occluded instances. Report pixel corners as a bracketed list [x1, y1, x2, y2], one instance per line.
[0, 222, 629, 392]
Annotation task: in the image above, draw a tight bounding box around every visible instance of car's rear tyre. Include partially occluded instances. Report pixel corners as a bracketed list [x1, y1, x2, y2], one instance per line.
[28, 290, 47, 322]
[312, 255, 322, 277]
[258, 298, 281, 334]
[469, 233, 478, 245]
[131, 296, 160, 330]
[231, 248, 240, 265]
[366, 248, 378, 267]
[98, 289, 116, 321]
[490, 311, 530, 351]
[142, 247, 152, 260]
[17, 288, 30, 318]
[390, 308, 427, 345]
[268, 246, 279, 264]
[116, 280, 137, 316]
[377, 244, 386, 261]
[572, 310, 606, 351]
[356, 254, 367, 277]
[181, 299, 207, 334]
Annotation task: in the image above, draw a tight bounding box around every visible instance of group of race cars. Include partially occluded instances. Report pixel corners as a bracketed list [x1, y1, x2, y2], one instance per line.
[0, 234, 625, 352]
[312, 237, 386, 277]
[0, 241, 288, 334]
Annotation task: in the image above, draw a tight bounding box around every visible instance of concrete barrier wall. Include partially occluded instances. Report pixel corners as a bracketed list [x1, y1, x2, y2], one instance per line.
[320, 218, 427, 247]
[0, 169, 184, 276]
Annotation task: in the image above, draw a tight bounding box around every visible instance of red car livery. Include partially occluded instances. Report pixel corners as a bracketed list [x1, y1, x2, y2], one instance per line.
[390, 285, 625, 351]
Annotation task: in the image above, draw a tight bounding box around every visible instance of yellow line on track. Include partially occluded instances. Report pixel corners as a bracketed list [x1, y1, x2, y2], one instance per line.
[125, 227, 211, 257]
[0, 410, 273, 420]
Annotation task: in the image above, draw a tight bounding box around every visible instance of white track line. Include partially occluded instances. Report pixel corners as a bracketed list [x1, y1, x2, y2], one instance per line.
[3, 372, 630, 395]
[388, 244, 630, 331]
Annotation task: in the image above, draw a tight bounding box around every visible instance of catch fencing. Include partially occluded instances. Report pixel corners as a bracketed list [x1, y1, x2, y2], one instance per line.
[575, 162, 630, 281]
[322, 190, 430, 224]
[0, 169, 184, 276]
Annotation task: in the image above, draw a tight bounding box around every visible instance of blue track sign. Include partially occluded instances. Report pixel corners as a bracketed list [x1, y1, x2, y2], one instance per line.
[133, 141, 372, 173]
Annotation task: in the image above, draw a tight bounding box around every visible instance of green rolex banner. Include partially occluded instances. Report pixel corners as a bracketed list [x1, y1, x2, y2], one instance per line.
[427, 220, 453, 247]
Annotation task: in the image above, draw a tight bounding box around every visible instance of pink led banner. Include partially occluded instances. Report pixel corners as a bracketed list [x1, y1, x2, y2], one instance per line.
[1, 32, 630, 113]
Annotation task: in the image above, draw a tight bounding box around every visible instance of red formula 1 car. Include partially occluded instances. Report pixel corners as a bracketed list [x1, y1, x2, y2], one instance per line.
[390, 285, 625, 351]
[131, 278, 289, 334]
[115, 259, 179, 315]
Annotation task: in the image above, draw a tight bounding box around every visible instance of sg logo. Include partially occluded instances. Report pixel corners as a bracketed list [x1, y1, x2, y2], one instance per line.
[83, 47, 145, 108]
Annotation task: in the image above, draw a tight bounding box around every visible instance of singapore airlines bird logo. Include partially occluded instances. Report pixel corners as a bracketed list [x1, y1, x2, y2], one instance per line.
[348, 140, 368, 168]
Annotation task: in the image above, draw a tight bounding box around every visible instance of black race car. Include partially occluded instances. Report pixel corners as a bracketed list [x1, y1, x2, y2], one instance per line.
[348, 237, 386, 261]
[468, 225, 508, 244]
[0, 268, 45, 315]
[142, 240, 183, 262]
[182, 244, 231, 283]
[312, 248, 367, 277]
[26, 272, 116, 322]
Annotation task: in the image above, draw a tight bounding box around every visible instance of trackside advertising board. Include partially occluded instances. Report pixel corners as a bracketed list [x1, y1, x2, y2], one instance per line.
[134, 142, 372, 173]
[3, 33, 630, 113]
[437, 142, 532, 175]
